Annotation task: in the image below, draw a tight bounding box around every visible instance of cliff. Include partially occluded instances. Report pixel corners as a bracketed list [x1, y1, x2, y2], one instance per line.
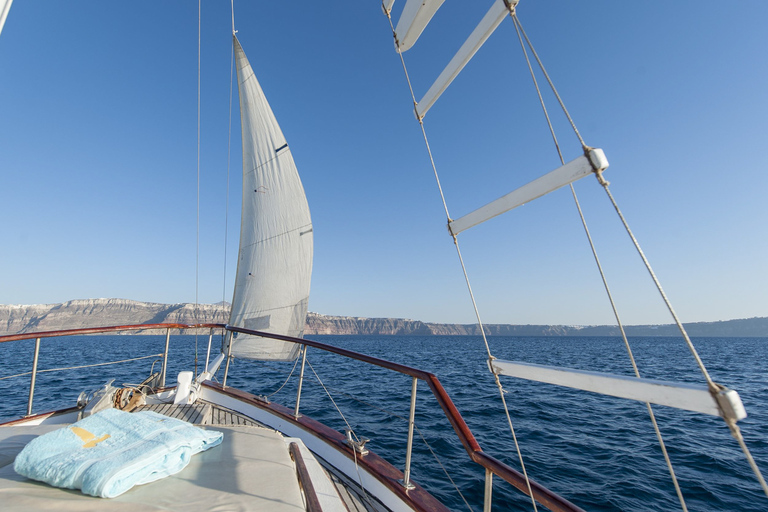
[1, 299, 766, 337]
[0, 299, 229, 335]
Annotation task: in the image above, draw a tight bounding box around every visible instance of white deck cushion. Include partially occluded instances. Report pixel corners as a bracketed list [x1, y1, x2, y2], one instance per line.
[0, 424, 305, 511]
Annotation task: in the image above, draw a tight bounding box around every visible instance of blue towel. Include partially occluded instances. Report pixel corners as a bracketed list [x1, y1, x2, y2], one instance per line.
[13, 408, 222, 498]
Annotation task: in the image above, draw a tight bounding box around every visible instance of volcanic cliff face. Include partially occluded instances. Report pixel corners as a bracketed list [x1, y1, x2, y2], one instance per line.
[0, 299, 229, 335]
[304, 312, 432, 335]
[0, 299, 765, 337]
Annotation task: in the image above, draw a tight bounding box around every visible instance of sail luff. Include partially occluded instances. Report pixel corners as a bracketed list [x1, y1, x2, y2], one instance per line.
[227, 36, 313, 361]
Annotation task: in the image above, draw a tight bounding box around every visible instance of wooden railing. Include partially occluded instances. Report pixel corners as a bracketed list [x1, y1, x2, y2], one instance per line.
[0, 323, 583, 512]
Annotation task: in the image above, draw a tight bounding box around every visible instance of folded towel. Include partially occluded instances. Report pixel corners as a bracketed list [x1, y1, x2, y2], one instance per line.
[13, 408, 222, 498]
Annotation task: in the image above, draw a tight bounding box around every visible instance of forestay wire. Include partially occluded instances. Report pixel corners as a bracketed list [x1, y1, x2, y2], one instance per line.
[509, 12, 690, 511]
[510, 11, 768, 500]
[222, 0, 236, 309]
[383, 5, 539, 511]
[194, 0, 202, 376]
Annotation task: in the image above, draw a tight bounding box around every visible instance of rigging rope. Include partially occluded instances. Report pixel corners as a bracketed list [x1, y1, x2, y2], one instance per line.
[306, 360, 373, 507]
[227, 351, 471, 509]
[230, 0, 236, 35]
[266, 357, 300, 398]
[599, 181, 768, 498]
[510, 15, 585, 150]
[298, 376, 474, 511]
[194, 0, 202, 376]
[510, 11, 768, 501]
[0, 353, 164, 382]
[223, 26, 234, 308]
[510, 13, 689, 511]
[385, 8, 539, 511]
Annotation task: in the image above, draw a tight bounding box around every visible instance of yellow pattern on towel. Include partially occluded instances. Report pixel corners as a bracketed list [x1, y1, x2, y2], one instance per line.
[70, 427, 110, 448]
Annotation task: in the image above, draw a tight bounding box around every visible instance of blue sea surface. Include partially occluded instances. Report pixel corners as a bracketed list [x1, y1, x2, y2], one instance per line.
[1, 334, 766, 511]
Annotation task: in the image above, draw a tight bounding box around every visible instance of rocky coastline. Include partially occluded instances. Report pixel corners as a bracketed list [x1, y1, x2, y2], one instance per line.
[1, 299, 766, 337]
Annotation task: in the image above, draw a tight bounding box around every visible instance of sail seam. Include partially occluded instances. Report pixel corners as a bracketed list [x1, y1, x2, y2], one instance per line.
[238, 68, 256, 84]
[239, 224, 313, 250]
[236, 303, 304, 316]
[245, 146, 291, 175]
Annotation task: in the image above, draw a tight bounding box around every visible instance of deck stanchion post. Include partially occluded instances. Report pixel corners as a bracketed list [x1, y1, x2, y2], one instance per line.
[294, 345, 308, 419]
[160, 328, 171, 388]
[204, 328, 213, 374]
[26, 337, 41, 417]
[402, 376, 418, 489]
[484, 468, 493, 512]
[223, 331, 233, 388]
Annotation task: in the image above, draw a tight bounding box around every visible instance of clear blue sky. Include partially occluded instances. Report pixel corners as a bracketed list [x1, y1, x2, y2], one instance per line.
[1, 1, 766, 326]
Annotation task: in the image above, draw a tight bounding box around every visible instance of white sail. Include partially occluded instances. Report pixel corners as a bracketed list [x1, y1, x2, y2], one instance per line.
[227, 36, 313, 361]
[0, 0, 13, 38]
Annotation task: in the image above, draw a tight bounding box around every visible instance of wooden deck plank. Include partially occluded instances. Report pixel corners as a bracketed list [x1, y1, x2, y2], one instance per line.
[199, 404, 212, 425]
[332, 472, 366, 512]
[138, 402, 268, 428]
[136, 402, 276, 428]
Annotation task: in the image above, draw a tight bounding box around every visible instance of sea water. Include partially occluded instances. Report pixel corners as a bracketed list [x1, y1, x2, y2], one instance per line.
[1, 334, 766, 511]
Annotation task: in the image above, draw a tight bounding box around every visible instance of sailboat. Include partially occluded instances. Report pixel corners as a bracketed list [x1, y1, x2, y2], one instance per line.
[0, 2, 581, 511]
[1, 1, 766, 511]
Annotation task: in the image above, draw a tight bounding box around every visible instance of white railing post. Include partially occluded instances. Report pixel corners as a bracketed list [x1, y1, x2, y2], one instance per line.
[294, 345, 308, 418]
[222, 331, 233, 388]
[204, 328, 213, 374]
[402, 376, 418, 489]
[26, 337, 41, 416]
[484, 468, 493, 512]
[160, 328, 171, 388]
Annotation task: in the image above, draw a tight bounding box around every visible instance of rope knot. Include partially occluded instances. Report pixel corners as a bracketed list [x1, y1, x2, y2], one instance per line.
[486, 355, 498, 375]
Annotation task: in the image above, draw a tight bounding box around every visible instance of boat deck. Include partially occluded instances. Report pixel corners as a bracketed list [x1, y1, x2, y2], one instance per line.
[0, 400, 374, 511]
[135, 402, 261, 427]
[136, 401, 375, 511]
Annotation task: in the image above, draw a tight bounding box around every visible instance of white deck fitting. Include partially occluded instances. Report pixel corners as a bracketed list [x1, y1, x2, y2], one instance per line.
[492, 359, 747, 420]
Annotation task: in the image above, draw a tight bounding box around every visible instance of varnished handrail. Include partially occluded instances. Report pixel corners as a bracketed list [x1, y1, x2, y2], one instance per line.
[226, 325, 583, 512]
[0, 323, 583, 512]
[289, 442, 324, 512]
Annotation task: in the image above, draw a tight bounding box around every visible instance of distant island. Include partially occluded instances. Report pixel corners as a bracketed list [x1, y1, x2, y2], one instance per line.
[1, 298, 766, 337]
